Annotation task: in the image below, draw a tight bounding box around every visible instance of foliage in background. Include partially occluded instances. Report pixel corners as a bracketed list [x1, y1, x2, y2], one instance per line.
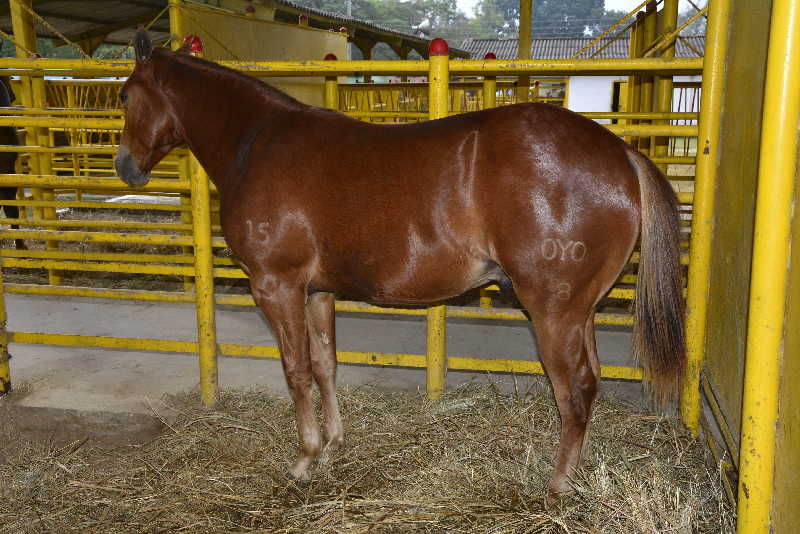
[0, 37, 131, 59]
[678, 1, 708, 35]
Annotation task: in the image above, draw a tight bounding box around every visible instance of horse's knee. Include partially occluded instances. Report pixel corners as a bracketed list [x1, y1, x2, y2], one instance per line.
[284, 367, 312, 396]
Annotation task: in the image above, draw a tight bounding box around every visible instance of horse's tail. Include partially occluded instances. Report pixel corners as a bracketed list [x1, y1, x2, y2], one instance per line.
[626, 149, 686, 406]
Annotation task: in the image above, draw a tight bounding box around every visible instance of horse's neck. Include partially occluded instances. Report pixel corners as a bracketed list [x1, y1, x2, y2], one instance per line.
[163, 60, 298, 194]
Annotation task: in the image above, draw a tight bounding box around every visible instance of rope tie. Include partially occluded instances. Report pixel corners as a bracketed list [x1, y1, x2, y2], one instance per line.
[0, 27, 37, 58]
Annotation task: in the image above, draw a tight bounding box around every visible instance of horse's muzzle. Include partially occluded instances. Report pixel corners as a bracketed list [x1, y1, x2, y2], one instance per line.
[115, 145, 151, 187]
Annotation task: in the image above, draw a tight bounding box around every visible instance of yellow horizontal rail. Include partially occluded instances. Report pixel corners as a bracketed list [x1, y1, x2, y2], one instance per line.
[0, 117, 123, 128]
[8, 331, 642, 380]
[0, 57, 703, 77]
[0, 174, 190, 191]
[6, 283, 200, 303]
[0, 228, 194, 246]
[581, 111, 697, 120]
[1, 249, 234, 266]
[0, 199, 193, 212]
[2, 217, 193, 232]
[346, 111, 427, 119]
[0, 106, 124, 117]
[3, 258, 193, 276]
[0, 145, 118, 153]
[0, 117, 698, 138]
[606, 124, 697, 136]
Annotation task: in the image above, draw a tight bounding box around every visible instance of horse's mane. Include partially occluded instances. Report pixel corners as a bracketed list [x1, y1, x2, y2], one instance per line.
[154, 48, 306, 110]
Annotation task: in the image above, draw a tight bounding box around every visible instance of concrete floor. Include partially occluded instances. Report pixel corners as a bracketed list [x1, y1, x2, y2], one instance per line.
[5, 294, 642, 414]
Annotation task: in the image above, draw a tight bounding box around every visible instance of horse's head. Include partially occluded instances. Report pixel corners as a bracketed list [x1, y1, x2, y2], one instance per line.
[115, 30, 185, 187]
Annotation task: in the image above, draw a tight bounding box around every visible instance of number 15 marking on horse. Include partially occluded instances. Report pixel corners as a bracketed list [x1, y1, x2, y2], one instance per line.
[245, 220, 270, 241]
[541, 239, 587, 262]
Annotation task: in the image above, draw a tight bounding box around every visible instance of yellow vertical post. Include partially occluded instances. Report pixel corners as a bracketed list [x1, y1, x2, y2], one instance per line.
[180, 35, 217, 409]
[737, 0, 800, 530]
[180, 155, 194, 292]
[638, 1, 657, 155]
[9, 0, 57, 282]
[66, 85, 82, 201]
[0, 262, 9, 396]
[482, 52, 497, 110]
[426, 38, 449, 400]
[31, 76, 61, 285]
[653, 0, 679, 173]
[479, 51, 497, 309]
[517, 0, 532, 103]
[0, 3, 21, 390]
[171, 13, 194, 292]
[9, 0, 38, 212]
[168, 0, 186, 49]
[681, 0, 731, 434]
[626, 12, 644, 148]
[190, 155, 218, 409]
[323, 53, 339, 110]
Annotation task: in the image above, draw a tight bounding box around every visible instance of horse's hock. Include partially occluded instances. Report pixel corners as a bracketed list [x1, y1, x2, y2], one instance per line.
[0, 0, 797, 531]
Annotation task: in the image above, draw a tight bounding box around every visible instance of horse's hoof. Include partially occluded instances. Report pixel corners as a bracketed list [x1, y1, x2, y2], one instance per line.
[317, 438, 344, 466]
[545, 479, 575, 506]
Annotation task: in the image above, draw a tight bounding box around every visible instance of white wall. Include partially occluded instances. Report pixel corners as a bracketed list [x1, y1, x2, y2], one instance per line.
[566, 75, 702, 122]
[566, 76, 626, 123]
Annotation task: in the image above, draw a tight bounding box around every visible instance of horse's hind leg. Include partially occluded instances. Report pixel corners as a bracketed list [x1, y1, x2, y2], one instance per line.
[251, 277, 322, 480]
[581, 311, 600, 463]
[521, 299, 599, 498]
[306, 291, 344, 462]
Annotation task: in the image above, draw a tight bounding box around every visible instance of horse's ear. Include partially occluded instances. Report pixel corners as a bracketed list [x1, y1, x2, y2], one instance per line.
[133, 27, 152, 62]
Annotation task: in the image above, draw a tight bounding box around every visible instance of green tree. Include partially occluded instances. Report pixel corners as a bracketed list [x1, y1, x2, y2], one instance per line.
[678, 1, 707, 36]
[533, 0, 607, 37]
[477, 0, 625, 37]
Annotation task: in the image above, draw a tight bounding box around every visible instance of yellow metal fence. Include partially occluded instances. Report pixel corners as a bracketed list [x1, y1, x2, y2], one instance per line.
[339, 78, 568, 123]
[0, 54, 700, 417]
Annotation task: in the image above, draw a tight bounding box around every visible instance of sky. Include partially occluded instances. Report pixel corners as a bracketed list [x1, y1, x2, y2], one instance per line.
[455, 0, 702, 18]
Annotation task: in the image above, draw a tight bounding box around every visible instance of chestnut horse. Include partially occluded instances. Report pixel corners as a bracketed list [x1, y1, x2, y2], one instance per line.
[115, 30, 685, 497]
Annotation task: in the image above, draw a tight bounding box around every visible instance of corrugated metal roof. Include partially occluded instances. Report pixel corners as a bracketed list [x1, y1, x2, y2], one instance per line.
[460, 36, 705, 60]
[0, 0, 468, 58]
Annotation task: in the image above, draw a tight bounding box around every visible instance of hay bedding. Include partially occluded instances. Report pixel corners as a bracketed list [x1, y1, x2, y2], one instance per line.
[1, 384, 733, 533]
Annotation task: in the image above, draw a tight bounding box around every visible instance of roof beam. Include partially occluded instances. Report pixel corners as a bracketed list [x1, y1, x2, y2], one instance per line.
[113, 0, 164, 8]
[35, 10, 113, 26]
[57, 10, 163, 47]
[0, 0, 61, 17]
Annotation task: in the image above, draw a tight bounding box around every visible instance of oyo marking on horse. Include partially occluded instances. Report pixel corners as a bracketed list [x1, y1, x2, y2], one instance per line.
[320, 332, 330, 345]
[541, 239, 587, 262]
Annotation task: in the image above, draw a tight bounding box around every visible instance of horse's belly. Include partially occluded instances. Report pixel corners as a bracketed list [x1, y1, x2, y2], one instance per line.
[320, 253, 500, 305]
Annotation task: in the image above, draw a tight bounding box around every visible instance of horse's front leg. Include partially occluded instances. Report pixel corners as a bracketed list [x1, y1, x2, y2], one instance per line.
[306, 291, 343, 462]
[251, 275, 321, 480]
